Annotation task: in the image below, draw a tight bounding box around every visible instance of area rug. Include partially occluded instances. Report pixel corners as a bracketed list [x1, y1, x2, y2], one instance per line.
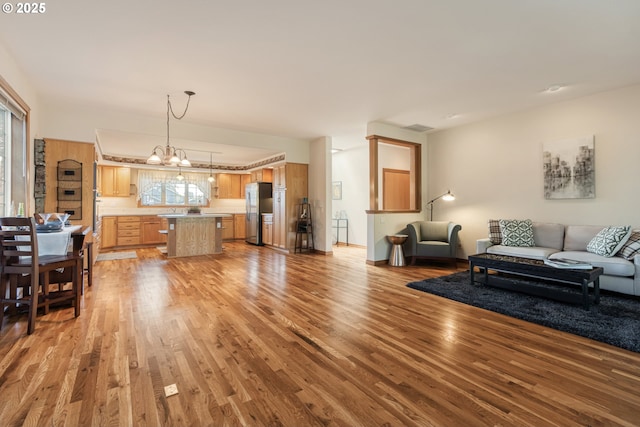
[96, 251, 138, 262]
[407, 271, 640, 353]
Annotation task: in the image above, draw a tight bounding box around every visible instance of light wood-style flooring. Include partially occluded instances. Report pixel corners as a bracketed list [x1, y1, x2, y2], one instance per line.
[0, 242, 639, 426]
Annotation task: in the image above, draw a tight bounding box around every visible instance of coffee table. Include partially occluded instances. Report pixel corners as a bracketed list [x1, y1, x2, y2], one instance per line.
[468, 253, 604, 310]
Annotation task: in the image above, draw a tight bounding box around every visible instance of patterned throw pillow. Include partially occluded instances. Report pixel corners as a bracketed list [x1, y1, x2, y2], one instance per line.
[616, 230, 640, 260]
[488, 219, 502, 244]
[586, 226, 632, 257]
[498, 219, 535, 247]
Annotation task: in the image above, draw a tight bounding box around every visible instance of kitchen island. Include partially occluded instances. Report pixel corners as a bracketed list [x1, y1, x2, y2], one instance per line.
[158, 213, 231, 258]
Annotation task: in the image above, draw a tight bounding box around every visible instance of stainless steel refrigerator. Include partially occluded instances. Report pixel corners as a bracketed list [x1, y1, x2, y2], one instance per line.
[245, 182, 273, 245]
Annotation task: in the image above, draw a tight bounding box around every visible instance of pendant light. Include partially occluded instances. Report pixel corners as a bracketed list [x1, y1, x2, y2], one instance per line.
[147, 90, 195, 167]
[207, 152, 215, 183]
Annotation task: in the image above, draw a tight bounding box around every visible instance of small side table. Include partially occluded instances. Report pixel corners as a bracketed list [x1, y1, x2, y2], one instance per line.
[332, 218, 349, 246]
[387, 234, 408, 266]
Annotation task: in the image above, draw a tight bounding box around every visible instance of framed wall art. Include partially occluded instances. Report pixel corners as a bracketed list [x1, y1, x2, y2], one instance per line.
[332, 181, 342, 200]
[543, 136, 595, 199]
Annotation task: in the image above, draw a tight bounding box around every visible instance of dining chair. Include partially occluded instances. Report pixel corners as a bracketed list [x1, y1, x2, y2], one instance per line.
[0, 217, 82, 335]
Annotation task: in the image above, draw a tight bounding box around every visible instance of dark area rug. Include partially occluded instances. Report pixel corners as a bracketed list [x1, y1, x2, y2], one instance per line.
[407, 271, 640, 353]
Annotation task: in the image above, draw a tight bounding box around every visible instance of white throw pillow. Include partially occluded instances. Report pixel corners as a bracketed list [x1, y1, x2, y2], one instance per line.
[498, 219, 535, 247]
[586, 226, 632, 257]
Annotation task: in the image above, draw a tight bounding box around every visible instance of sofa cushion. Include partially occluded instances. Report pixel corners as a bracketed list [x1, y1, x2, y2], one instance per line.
[487, 245, 557, 260]
[563, 225, 606, 251]
[586, 226, 632, 257]
[488, 219, 502, 244]
[617, 230, 640, 260]
[532, 222, 565, 250]
[499, 219, 535, 247]
[550, 251, 635, 277]
[419, 221, 449, 242]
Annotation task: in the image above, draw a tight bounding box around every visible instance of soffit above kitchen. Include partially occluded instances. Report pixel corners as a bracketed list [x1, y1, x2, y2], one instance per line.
[95, 129, 285, 171]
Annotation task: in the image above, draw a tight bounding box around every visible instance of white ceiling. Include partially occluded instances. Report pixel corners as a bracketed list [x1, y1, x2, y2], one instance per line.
[2, 0, 640, 165]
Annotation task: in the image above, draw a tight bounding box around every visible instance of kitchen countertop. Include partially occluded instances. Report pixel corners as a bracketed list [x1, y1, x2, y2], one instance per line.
[158, 213, 232, 218]
[100, 212, 239, 217]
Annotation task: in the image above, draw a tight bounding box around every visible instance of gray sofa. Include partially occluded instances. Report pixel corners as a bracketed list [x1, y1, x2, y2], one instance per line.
[477, 222, 640, 296]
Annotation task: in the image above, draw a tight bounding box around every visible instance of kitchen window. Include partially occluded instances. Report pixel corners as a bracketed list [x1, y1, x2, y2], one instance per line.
[138, 170, 210, 207]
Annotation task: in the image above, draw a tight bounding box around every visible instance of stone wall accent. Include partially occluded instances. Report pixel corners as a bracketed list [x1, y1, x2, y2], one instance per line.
[34, 138, 46, 213]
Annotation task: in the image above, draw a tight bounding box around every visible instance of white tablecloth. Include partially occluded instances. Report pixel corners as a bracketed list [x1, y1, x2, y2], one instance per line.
[35, 230, 72, 255]
[16, 225, 81, 256]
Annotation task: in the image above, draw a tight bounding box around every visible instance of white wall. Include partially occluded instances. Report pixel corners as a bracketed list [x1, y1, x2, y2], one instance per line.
[427, 84, 640, 259]
[332, 145, 369, 246]
[309, 137, 332, 253]
[0, 43, 39, 126]
[0, 42, 41, 214]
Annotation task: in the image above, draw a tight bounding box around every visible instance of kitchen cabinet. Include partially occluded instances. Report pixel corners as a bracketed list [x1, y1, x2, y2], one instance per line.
[239, 175, 251, 199]
[262, 213, 273, 246]
[234, 214, 246, 240]
[100, 166, 131, 197]
[141, 216, 167, 245]
[251, 168, 273, 183]
[272, 163, 308, 251]
[101, 216, 117, 248]
[117, 216, 141, 246]
[217, 173, 251, 199]
[221, 216, 234, 240]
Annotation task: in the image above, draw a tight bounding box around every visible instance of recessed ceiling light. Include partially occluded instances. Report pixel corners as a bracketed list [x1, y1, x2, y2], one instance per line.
[545, 84, 564, 93]
[445, 114, 460, 120]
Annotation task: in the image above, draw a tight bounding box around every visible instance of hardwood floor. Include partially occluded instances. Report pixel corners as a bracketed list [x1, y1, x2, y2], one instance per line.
[1, 242, 639, 426]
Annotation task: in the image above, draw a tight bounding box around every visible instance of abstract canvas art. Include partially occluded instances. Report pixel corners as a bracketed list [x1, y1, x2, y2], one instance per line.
[543, 136, 595, 199]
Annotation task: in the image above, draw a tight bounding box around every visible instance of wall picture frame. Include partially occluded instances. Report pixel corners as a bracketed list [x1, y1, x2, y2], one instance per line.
[332, 181, 342, 200]
[543, 136, 595, 199]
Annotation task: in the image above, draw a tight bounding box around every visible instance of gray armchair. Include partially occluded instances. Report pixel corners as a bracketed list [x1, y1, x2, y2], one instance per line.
[403, 221, 462, 265]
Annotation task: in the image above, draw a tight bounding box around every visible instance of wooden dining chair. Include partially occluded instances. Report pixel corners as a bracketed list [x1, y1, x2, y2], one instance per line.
[0, 217, 82, 335]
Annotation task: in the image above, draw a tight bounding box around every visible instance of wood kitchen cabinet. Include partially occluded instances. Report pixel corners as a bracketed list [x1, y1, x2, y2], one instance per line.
[101, 215, 168, 250]
[272, 163, 308, 251]
[250, 168, 273, 183]
[117, 216, 141, 246]
[239, 175, 251, 199]
[141, 216, 167, 245]
[100, 166, 131, 197]
[234, 214, 246, 240]
[221, 216, 234, 240]
[217, 173, 251, 199]
[101, 216, 117, 248]
[262, 213, 273, 246]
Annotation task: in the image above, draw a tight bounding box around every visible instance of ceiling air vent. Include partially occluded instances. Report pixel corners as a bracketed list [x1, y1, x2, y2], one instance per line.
[404, 124, 434, 133]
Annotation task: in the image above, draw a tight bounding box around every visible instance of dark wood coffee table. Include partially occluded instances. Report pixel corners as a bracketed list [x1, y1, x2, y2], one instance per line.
[468, 253, 604, 310]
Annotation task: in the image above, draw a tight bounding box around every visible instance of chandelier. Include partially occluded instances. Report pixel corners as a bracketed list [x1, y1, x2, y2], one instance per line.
[146, 90, 195, 167]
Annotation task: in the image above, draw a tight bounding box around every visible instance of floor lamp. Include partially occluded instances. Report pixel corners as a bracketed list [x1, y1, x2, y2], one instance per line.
[426, 190, 455, 221]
